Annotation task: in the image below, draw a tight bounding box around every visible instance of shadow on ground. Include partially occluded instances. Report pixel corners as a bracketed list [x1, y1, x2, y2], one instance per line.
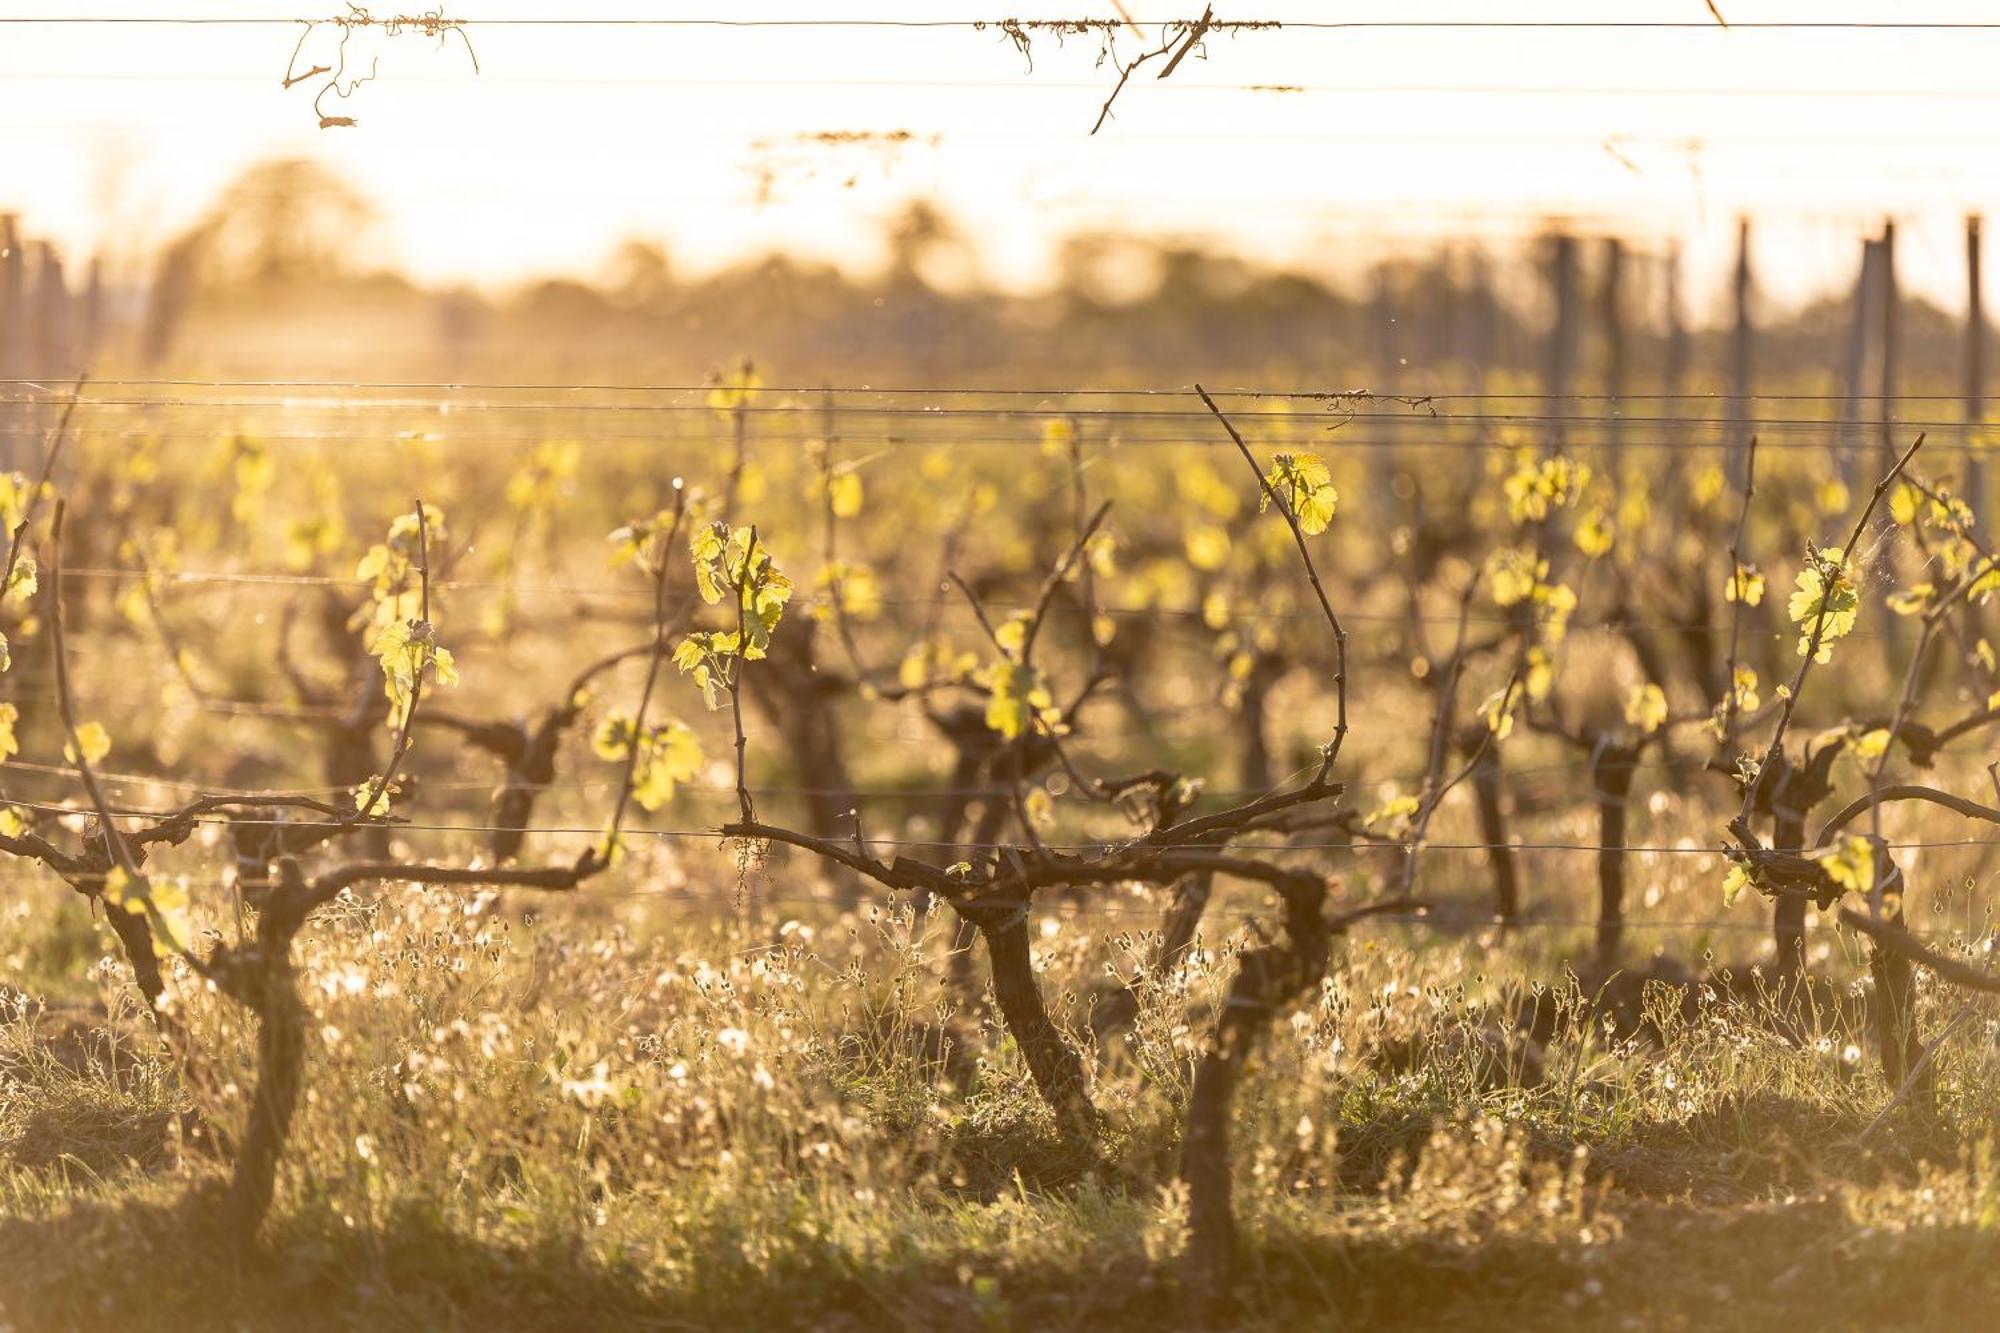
[3, 1178, 1996, 1332]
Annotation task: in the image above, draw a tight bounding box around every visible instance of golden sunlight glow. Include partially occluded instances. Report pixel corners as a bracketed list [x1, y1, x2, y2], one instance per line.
[1, 1, 1997, 305]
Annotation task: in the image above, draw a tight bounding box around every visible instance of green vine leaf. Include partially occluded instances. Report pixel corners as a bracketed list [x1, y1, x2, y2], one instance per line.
[1724, 563, 1765, 607]
[1624, 683, 1668, 735]
[593, 713, 705, 811]
[1787, 548, 1859, 663]
[1814, 835, 1877, 896]
[373, 618, 457, 726]
[64, 720, 111, 767]
[1260, 453, 1338, 535]
[1502, 454, 1587, 525]
[979, 659, 1055, 740]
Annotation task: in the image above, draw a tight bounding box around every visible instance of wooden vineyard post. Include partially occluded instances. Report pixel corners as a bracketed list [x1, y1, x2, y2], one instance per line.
[1838, 237, 1882, 499]
[1590, 740, 1640, 969]
[1369, 262, 1401, 525]
[1546, 231, 1577, 448]
[1599, 237, 1627, 476]
[1663, 243, 1690, 503]
[1466, 249, 1499, 378]
[0, 216, 22, 472]
[1967, 216, 1987, 528]
[1729, 218, 1754, 488]
[30, 243, 60, 369]
[80, 254, 103, 374]
[1878, 220, 1907, 654]
[31, 243, 71, 473]
[1880, 219, 1901, 479]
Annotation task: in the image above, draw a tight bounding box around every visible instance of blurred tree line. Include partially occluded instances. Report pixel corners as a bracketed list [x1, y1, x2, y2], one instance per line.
[9, 158, 1978, 392]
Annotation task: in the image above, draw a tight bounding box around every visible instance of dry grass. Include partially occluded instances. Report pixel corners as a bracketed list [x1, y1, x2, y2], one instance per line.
[0, 379, 1994, 1328]
[0, 865, 1994, 1331]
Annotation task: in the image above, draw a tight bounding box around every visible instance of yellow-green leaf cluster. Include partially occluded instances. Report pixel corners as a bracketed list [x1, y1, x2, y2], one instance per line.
[593, 713, 705, 811]
[820, 468, 865, 519]
[350, 776, 404, 818]
[897, 639, 980, 693]
[1573, 508, 1615, 558]
[1260, 453, 1338, 535]
[64, 720, 110, 767]
[673, 631, 740, 711]
[372, 618, 457, 726]
[223, 435, 276, 525]
[1889, 482, 1922, 526]
[1363, 790, 1422, 838]
[813, 561, 882, 622]
[1786, 549, 1860, 663]
[1624, 682, 1668, 735]
[105, 866, 189, 956]
[1485, 547, 1546, 608]
[355, 508, 446, 633]
[1502, 454, 1588, 525]
[1815, 835, 1878, 896]
[979, 659, 1056, 740]
[0, 471, 36, 534]
[1885, 583, 1933, 617]
[1706, 667, 1761, 739]
[506, 441, 581, 522]
[1477, 680, 1525, 741]
[706, 359, 762, 416]
[1724, 562, 1764, 607]
[1722, 861, 1759, 908]
[608, 508, 682, 576]
[688, 523, 793, 656]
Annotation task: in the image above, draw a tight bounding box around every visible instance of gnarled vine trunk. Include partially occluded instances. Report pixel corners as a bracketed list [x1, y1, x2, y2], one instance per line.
[965, 894, 1098, 1147]
[100, 894, 168, 1011]
[1151, 870, 1214, 984]
[1867, 875, 1932, 1114]
[744, 630, 861, 904]
[214, 926, 306, 1246]
[1769, 784, 1810, 981]
[1590, 741, 1639, 969]
[1142, 663, 1279, 993]
[209, 843, 315, 1248]
[1463, 733, 1520, 925]
[1764, 744, 1841, 985]
[1180, 875, 1330, 1321]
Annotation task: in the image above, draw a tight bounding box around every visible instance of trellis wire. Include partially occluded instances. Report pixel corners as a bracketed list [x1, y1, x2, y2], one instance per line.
[5, 16, 2000, 31]
[1, 783, 1995, 859]
[3, 379, 1996, 399]
[0, 863, 1984, 940]
[0, 393, 1981, 433]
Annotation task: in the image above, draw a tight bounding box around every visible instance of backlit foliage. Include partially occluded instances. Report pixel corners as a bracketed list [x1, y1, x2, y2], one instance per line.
[592, 714, 705, 811]
[0, 365, 1995, 1329]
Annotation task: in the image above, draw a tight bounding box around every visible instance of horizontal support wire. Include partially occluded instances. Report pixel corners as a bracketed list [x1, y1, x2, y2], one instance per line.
[0, 859, 1966, 937]
[0, 393, 1973, 432]
[0, 756, 1746, 817]
[0, 430, 1976, 456]
[2, 17, 1998, 31]
[10, 76, 2000, 99]
[0, 780, 1994, 857]
[0, 755, 1726, 798]
[0, 374, 1982, 934]
[13, 565, 1946, 643]
[0, 380, 1993, 400]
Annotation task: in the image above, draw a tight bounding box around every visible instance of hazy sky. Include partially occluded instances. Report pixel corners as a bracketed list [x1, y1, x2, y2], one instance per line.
[3, 0, 1999, 315]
